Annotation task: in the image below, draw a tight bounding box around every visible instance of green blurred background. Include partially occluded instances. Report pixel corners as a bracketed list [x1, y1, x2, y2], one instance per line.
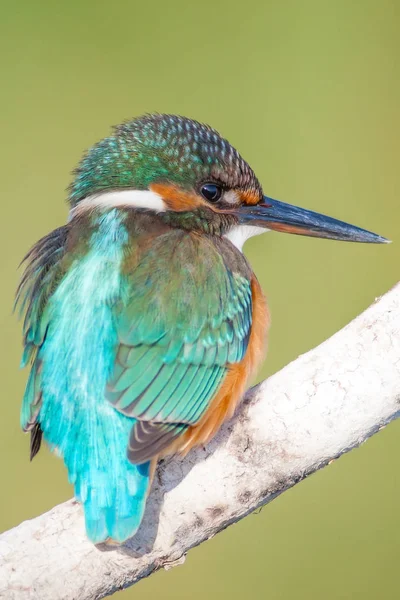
[1, 0, 399, 598]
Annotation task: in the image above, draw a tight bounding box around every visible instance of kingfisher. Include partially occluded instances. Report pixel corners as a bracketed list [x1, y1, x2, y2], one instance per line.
[16, 114, 387, 544]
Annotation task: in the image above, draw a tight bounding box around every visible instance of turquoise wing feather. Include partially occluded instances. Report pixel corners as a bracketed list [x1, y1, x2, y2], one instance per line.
[106, 230, 253, 462]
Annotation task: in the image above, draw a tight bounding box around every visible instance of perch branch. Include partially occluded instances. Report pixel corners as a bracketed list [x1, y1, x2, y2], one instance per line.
[1, 283, 399, 600]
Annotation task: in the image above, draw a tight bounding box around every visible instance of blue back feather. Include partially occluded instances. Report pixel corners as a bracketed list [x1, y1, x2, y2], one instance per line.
[36, 211, 150, 543]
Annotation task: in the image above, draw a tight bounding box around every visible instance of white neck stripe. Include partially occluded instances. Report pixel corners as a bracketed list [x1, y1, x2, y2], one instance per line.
[70, 189, 166, 217]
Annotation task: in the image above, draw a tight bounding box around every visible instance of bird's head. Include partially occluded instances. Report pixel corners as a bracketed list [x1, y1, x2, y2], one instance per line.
[69, 114, 387, 246]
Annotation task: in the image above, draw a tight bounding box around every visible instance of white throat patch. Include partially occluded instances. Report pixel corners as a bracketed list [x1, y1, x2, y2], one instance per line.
[224, 225, 267, 252]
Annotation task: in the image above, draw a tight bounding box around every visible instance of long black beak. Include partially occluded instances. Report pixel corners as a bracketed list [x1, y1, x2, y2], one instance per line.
[237, 196, 389, 243]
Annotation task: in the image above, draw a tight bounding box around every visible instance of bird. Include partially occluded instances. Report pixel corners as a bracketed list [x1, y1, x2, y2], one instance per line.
[16, 113, 387, 544]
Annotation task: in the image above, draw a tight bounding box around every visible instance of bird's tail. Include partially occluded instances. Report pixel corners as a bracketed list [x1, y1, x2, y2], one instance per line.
[73, 457, 150, 544]
[75, 460, 150, 544]
[70, 414, 151, 544]
[40, 396, 151, 544]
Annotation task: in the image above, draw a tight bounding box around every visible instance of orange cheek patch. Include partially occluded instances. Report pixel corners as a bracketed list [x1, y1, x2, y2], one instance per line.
[150, 183, 206, 212]
[240, 189, 261, 206]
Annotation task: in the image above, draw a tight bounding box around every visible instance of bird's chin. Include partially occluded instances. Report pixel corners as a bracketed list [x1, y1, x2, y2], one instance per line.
[224, 225, 268, 252]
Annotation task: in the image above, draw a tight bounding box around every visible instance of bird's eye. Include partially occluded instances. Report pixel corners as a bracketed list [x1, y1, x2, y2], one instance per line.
[200, 183, 223, 203]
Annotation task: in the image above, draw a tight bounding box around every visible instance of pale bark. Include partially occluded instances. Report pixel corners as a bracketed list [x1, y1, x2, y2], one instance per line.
[1, 283, 399, 600]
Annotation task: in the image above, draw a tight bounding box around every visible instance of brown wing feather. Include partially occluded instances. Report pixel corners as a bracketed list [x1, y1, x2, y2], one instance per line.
[30, 422, 43, 461]
[128, 421, 188, 464]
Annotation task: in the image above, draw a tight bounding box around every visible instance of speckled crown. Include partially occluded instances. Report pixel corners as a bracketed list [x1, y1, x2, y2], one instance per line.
[69, 114, 262, 206]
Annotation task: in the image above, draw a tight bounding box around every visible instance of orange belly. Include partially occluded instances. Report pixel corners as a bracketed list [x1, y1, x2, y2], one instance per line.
[161, 274, 269, 459]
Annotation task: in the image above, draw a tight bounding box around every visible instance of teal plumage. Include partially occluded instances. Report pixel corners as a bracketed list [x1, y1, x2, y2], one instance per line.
[16, 112, 386, 545]
[17, 206, 253, 543]
[107, 224, 253, 463]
